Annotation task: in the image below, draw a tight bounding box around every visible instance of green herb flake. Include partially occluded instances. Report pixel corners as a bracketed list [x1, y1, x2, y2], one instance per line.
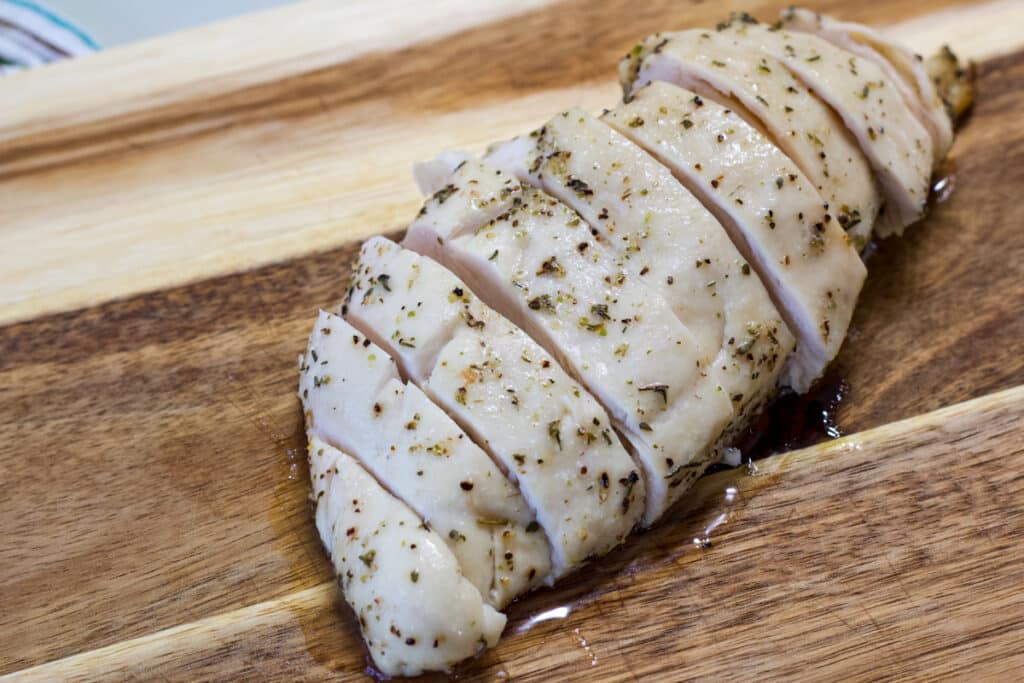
[567, 177, 594, 197]
[548, 420, 563, 450]
[432, 184, 457, 204]
[527, 293, 555, 312]
[537, 256, 566, 277]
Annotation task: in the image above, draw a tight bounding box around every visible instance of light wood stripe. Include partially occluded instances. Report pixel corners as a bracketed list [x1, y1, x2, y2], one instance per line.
[883, 0, 1024, 62]
[0, 0, 557, 164]
[0, 1, 1021, 327]
[1, 584, 338, 683]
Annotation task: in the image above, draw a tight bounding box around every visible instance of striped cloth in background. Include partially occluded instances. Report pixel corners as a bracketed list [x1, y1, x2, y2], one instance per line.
[0, 0, 97, 74]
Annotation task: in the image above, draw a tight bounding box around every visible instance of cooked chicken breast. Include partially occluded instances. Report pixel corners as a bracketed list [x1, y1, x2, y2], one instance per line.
[404, 160, 734, 525]
[307, 436, 505, 677]
[485, 109, 793, 427]
[779, 7, 953, 166]
[619, 29, 880, 248]
[712, 19, 934, 234]
[604, 81, 866, 392]
[345, 236, 644, 575]
[298, 9, 966, 674]
[300, 310, 551, 606]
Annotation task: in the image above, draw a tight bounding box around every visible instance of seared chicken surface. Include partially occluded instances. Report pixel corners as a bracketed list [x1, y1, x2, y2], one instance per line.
[618, 28, 881, 249]
[778, 7, 954, 165]
[717, 19, 935, 234]
[308, 436, 505, 676]
[606, 81, 867, 393]
[405, 160, 734, 525]
[300, 310, 550, 607]
[346, 236, 644, 575]
[297, 8, 969, 676]
[485, 108, 792, 430]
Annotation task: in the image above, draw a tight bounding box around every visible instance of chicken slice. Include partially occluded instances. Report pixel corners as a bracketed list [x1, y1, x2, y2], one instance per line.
[404, 159, 734, 525]
[345, 236, 644, 576]
[708, 20, 933, 234]
[306, 436, 505, 677]
[779, 6, 953, 166]
[484, 109, 793, 429]
[619, 29, 880, 249]
[300, 310, 550, 606]
[605, 81, 866, 392]
[413, 149, 475, 195]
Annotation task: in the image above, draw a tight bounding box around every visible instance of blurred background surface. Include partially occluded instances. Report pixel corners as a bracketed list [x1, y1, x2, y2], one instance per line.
[48, 0, 296, 46]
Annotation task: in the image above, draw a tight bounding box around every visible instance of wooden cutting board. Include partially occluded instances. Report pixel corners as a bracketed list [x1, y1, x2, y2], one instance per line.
[2, 1, 1023, 680]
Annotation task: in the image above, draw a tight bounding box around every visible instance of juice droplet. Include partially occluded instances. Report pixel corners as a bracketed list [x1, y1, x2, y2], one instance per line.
[730, 373, 849, 463]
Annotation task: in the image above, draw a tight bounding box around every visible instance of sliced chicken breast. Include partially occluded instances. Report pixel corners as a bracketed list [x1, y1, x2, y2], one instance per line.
[404, 160, 734, 525]
[345, 236, 644, 576]
[300, 310, 551, 606]
[307, 436, 505, 677]
[485, 109, 793, 428]
[298, 8, 967, 673]
[779, 6, 953, 166]
[619, 29, 880, 249]
[605, 81, 866, 392]
[710, 20, 933, 234]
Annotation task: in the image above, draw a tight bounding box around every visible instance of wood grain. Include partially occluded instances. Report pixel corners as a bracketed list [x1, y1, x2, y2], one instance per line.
[2, 0, 1024, 680]
[3, 0, 1023, 326]
[8, 385, 1024, 682]
[830, 48, 1024, 429]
